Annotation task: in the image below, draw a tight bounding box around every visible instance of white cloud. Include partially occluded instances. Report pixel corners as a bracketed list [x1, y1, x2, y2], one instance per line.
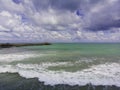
[0, 0, 119, 42]
[0, 0, 24, 13]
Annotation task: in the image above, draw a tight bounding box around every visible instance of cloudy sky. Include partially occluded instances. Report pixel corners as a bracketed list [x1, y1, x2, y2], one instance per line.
[0, 0, 120, 43]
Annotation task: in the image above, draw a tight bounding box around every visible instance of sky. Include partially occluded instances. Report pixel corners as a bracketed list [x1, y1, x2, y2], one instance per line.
[0, 0, 120, 43]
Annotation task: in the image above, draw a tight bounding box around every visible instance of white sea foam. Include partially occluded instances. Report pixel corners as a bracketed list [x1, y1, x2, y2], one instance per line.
[0, 53, 38, 62]
[0, 47, 40, 62]
[0, 63, 120, 86]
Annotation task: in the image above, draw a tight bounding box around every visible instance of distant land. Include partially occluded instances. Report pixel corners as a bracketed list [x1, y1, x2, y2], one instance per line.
[0, 42, 51, 48]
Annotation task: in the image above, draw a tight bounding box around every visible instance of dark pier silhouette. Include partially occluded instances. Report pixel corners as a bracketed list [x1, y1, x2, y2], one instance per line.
[0, 42, 51, 48]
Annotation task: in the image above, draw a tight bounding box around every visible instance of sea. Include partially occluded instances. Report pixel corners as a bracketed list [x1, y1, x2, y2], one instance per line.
[0, 43, 120, 90]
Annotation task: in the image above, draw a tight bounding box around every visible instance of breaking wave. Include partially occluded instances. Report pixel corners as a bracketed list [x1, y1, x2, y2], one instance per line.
[0, 47, 120, 87]
[0, 63, 120, 86]
[0, 47, 39, 62]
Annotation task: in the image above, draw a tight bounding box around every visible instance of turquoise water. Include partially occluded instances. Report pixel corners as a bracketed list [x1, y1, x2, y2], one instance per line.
[20, 43, 120, 71]
[0, 43, 120, 90]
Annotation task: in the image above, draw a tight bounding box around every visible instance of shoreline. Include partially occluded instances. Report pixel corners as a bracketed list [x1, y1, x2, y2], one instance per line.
[0, 73, 120, 90]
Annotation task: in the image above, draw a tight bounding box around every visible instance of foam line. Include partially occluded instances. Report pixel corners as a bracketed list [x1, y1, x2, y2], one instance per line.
[0, 63, 120, 86]
[0, 47, 39, 62]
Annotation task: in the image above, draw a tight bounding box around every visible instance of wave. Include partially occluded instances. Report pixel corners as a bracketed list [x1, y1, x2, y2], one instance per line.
[0, 47, 39, 62]
[0, 47, 120, 87]
[0, 63, 120, 87]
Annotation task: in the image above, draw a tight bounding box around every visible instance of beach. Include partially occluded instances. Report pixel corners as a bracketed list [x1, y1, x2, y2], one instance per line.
[0, 43, 120, 90]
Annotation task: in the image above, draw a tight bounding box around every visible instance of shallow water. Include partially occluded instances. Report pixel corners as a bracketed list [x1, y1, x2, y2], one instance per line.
[0, 43, 120, 89]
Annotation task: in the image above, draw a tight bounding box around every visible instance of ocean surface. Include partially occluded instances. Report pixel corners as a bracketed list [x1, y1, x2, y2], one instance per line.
[0, 43, 120, 90]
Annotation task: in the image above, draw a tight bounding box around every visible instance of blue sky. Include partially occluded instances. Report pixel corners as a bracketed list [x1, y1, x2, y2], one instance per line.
[0, 0, 120, 43]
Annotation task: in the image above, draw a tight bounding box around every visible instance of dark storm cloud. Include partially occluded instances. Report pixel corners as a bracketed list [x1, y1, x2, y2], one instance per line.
[32, 0, 102, 11]
[32, 0, 81, 11]
[32, 0, 79, 11]
[50, 0, 81, 11]
[12, 0, 22, 4]
[85, 0, 120, 31]
[31, 0, 120, 32]
[87, 19, 120, 31]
